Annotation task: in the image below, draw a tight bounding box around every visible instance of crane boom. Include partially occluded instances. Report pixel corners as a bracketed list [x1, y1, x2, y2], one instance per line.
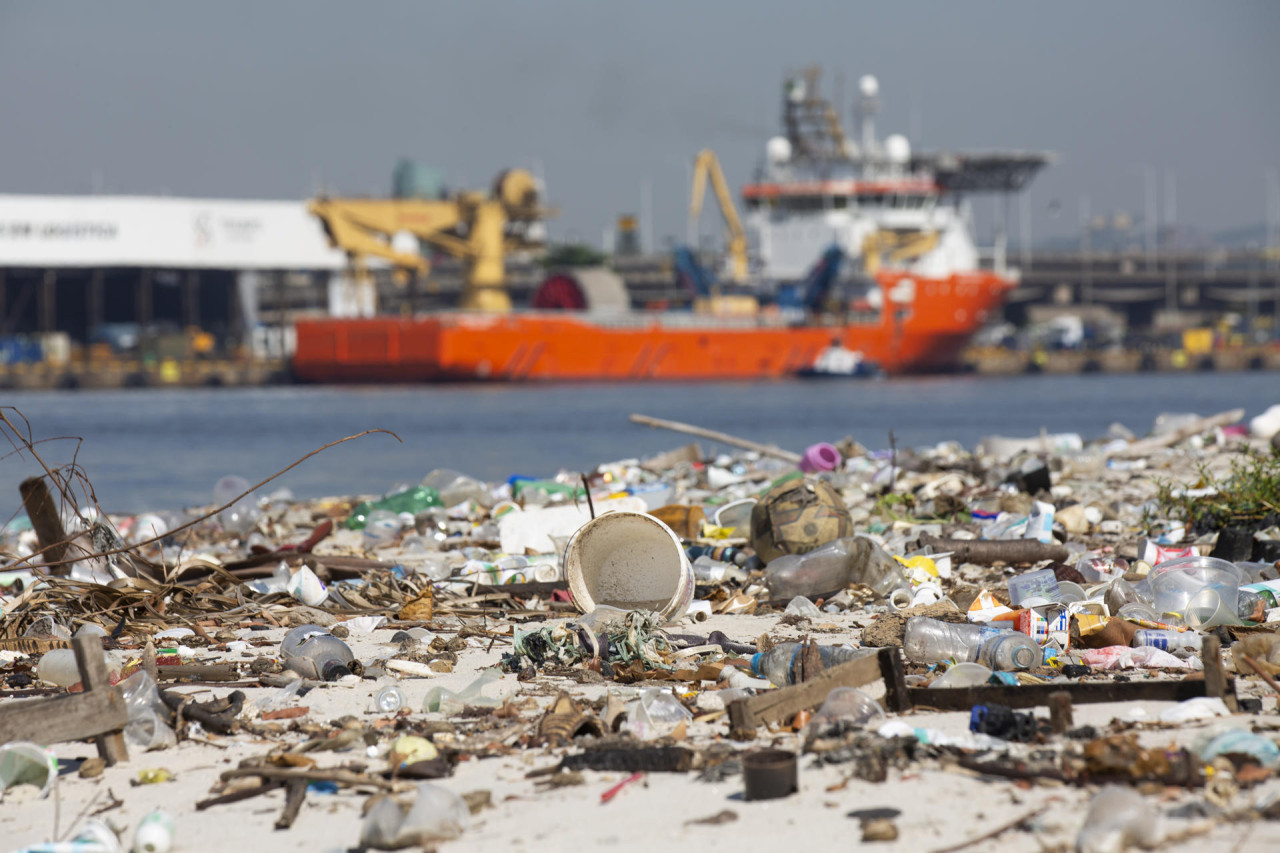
[689, 149, 749, 283]
[309, 169, 549, 313]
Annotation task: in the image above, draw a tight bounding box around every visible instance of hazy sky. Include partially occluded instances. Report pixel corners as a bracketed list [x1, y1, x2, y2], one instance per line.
[2, 1, 1277, 249]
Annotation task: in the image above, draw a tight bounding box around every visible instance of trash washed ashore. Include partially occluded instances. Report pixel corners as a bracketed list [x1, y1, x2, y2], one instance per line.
[3, 404, 1280, 852]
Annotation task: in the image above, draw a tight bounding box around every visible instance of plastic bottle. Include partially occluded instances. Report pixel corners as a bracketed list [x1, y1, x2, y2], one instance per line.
[764, 537, 907, 600]
[279, 624, 355, 681]
[344, 486, 441, 530]
[977, 632, 1041, 671]
[132, 810, 174, 853]
[1132, 629, 1202, 657]
[691, 556, 747, 584]
[902, 616, 1011, 664]
[750, 642, 875, 686]
[372, 685, 406, 713]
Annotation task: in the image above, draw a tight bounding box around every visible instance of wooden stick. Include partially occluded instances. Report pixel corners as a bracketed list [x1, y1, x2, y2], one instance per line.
[919, 535, 1068, 565]
[1240, 655, 1280, 696]
[220, 766, 411, 792]
[72, 633, 128, 765]
[1201, 635, 1236, 711]
[629, 414, 802, 464]
[928, 803, 1053, 853]
[1048, 691, 1073, 734]
[196, 782, 282, 811]
[19, 476, 69, 570]
[878, 647, 912, 714]
[275, 779, 308, 830]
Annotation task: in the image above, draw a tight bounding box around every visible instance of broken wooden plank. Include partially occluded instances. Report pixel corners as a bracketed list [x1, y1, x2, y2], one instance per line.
[1200, 635, 1236, 711]
[878, 647, 912, 714]
[1048, 691, 1073, 733]
[907, 676, 1233, 712]
[72, 632, 129, 765]
[0, 682, 128, 746]
[727, 651, 885, 732]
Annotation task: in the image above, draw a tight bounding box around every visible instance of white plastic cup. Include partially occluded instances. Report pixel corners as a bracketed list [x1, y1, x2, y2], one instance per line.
[564, 511, 694, 623]
[0, 742, 58, 799]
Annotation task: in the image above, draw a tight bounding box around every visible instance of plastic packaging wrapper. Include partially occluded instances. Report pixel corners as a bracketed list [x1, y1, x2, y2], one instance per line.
[1080, 645, 1191, 671]
[1075, 786, 1161, 853]
[423, 668, 501, 715]
[620, 687, 692, 740]
[808, 687, 885, 729]
[1194, 728, 1280, 768]
[359, 782, 470, 850]
[1156, 696, 1231, 724]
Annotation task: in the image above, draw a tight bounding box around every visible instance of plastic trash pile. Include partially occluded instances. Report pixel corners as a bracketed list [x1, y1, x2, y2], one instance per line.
[1, 406, 1280, 851]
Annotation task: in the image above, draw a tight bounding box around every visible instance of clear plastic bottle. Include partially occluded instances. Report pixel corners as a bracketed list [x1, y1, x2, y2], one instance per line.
[902, 616, 1011, 664]
[765, 537, 907, 599]
[1132, 629, 1201, 657]
[750, 642, 875, 686]
[280, 624, 355, 681]
[977, 632, 1041, 671]
[372, 684, 406, 713]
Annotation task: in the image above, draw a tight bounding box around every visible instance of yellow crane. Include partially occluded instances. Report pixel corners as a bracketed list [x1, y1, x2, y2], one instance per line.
[688, 149, 749, 283]
[308, 169, 549, 312]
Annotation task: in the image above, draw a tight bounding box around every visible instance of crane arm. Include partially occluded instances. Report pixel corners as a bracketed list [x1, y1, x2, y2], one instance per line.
[308, 198, 470, 273]
[689, 149, 749, 283]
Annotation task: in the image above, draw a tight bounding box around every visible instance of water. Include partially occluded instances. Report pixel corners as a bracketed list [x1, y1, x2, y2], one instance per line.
[2, 372, 1276, 519]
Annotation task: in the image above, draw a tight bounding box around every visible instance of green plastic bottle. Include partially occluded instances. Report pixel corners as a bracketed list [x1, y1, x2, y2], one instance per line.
[344, 486, 442, 530]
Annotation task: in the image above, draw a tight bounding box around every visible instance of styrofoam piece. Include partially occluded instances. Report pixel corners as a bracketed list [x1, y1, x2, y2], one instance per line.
[497, 497, 647, 555]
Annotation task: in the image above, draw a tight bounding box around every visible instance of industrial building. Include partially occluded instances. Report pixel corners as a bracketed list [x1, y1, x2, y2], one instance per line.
[0, 194, 345, 359]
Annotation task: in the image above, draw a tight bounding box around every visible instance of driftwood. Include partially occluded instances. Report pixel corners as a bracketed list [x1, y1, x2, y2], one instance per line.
[919, 535, 1068, 565]
[19, 476, 69, 571]
[1108, 408, 1246, 459]
[629, 414, 802, 464]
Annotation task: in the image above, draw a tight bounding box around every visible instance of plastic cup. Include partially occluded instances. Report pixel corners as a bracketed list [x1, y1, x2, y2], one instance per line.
[1150, 556, 1242, 620]
[0, 742, 58, 799]
[929, 662, 993, 689]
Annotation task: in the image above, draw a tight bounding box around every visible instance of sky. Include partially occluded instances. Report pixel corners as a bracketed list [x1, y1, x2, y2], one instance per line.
[1, 1, 1277, 251]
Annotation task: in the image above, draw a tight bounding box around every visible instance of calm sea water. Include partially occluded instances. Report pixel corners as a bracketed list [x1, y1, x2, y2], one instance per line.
[2, 372, 1277, 520]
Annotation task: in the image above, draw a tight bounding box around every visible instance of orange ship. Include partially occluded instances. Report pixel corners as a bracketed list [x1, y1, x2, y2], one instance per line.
[292, 69, 1048, 383]
[293, 268, 1012, 382]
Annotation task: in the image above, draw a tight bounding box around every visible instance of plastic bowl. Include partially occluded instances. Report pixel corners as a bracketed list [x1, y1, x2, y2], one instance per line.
[929, 662, 993, 689]
[1149, 556, 1241, 619]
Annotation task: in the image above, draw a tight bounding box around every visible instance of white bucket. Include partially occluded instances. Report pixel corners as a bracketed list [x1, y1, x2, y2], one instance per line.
[564, 511, 694, 623]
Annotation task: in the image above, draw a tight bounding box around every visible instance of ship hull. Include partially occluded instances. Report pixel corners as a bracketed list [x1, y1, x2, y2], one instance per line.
[292, 270, 1012, 383]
